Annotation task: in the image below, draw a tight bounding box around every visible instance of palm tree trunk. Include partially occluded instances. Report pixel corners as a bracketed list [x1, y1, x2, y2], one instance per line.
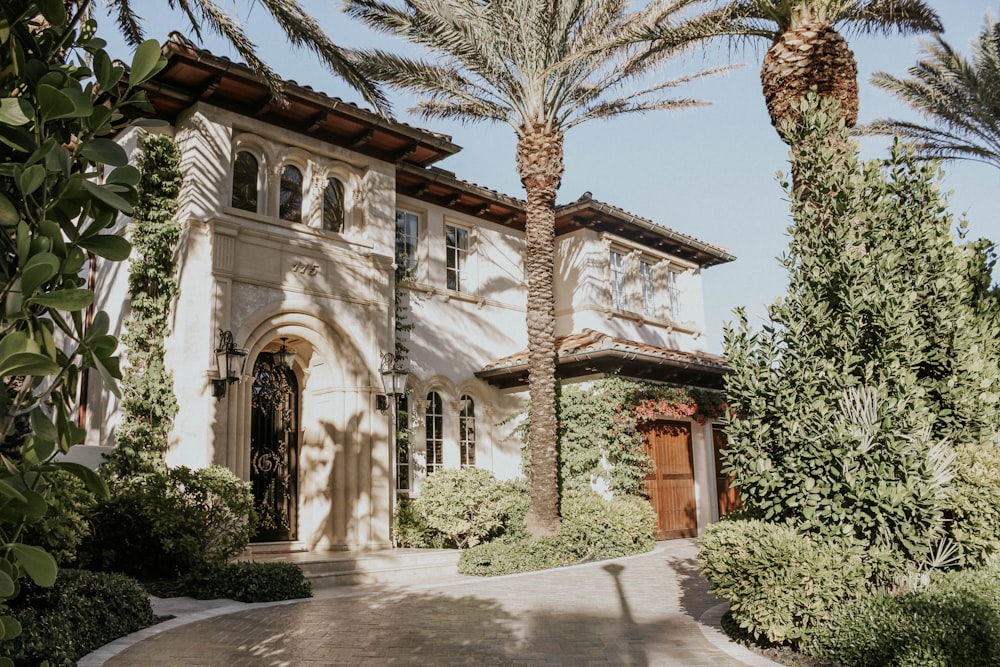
[517, 124, 564, 539]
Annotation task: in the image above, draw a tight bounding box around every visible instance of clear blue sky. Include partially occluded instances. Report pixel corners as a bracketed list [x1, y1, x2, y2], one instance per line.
[99, 2, 998, 354]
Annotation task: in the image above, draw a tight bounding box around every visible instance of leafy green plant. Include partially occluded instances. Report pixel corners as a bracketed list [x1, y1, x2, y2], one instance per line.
[698, 518, 870, 646]
[458, 535, 569, 575]
[180, 562, 312, 603]
[416, 468, 523, 549]
[103, 133, 182, 477]
[5, 568, 153, 666]
[946, 439, 1000, 567]
[723, 96, 1000, 567]
[808, 565, 1000, 666]
[559, 488, 656, 559]
[21, 469, 96, 566]
[0, 2, 166, 658]
[82, 465, 255, 578]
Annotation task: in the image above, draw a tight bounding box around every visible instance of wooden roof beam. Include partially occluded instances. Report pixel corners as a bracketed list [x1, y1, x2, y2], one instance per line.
[196, 75, 221, 99]
[350, 129, 374, 147]
[306, 111, 327, 133]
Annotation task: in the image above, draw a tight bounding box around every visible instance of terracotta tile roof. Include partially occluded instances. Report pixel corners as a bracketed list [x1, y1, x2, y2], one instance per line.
[479, 328, 728, 377]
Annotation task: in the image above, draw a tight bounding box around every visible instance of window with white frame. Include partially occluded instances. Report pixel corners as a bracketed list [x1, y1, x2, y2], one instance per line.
[395, 210, 419, 278]
[445, 223, 469, 291]
[610, 250, 626, 310]
[323, 177, 345, 232]
[395, 394, 410, 491]
[640, 260, 656, 317]
[231, 151, 259, 212]
[425, 392, 443, 475]
[459, 395, 476, 466]
[279, 165, 303, 222]
[667, 269, 681, 321]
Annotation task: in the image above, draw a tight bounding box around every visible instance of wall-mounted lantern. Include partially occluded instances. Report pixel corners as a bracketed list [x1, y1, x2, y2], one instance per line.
[376, 351, 408, 413]
[213, 329, 248, 399]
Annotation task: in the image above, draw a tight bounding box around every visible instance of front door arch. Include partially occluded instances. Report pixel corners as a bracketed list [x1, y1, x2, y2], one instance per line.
[250, 353, 299, 542]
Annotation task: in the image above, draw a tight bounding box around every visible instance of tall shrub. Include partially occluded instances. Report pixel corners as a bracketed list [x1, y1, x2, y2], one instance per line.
[0, 2, 165, 657]
[723, 97, 1000, 566]
[103, 134, 182, 477]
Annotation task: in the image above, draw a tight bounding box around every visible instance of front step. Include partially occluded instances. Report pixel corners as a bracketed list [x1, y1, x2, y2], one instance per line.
[249, 548, 462, 589]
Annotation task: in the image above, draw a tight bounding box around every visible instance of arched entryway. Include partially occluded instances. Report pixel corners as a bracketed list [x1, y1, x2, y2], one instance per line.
[250, 350, 300, 542]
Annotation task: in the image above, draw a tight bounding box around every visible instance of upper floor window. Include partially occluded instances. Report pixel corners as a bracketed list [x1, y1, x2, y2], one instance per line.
[668, 269, 681, 321]
[279, 165, 303, 223]
[445, 224, 469, 291]
[323, 177, 345, 233]
[425, 392, 443, 475]
[231, 151, 259, 212]
[640, 260, 655, 317]
[459, 395, 476, 467]
[610, 250, 626, 310]
[395, 210, 419, 278]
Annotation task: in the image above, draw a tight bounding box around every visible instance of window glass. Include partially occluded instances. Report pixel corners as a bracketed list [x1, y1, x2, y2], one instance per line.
[459, 395, 476, 467]
[231, 151, 258, 212]
[668, 270, 681, 321]
[396, 394, 410, 491]
[641, 261, 655, 317]
[395, 210, 419, 278]
[425, 392, 443, 475]
[323, 177, 345, 232]
[610, 250, 626, 310]
[446, 224, 469, 291]
[279, 165, 303, 223]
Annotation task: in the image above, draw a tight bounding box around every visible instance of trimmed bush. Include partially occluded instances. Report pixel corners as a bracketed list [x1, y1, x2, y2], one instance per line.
[6, 569, 153, 666]
[82, 465, 255, 578]
[22, 470, 97, 566]
[808, 566, 1000, 666]
[416, 469, 525, 548]
[947, 440, 1000, 567]
[393, 496, 446, 548]
[698, 519, 869, 646]
[180, 562, 312, 602]
[459, 536, 569, 575]
[559, 489, 656, 559]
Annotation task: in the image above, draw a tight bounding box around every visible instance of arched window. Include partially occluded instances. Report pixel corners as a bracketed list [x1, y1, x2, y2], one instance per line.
[425, 392, 443, 475]
[459, 395, 476, 467]
[323, 177, 345, 232]
[231, 151, 259, 212]
[279, 165, 303, 222]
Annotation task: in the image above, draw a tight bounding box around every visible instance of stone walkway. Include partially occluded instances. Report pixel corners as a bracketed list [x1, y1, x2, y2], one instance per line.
[81, 539, 778, 666]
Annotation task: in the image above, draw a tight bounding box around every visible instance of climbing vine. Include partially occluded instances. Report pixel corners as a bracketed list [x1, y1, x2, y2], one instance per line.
[104, 134, 182, 477]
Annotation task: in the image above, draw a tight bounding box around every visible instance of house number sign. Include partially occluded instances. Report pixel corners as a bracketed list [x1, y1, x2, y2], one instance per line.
[291, 261, 320, 276]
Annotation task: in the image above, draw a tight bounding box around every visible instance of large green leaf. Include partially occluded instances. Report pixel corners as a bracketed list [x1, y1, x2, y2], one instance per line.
[0, 615, 21, 642]
[0, 571, 14, 598]
[0, 192, 18, 226]
[36, 84, 76, 121]
[54, 461, 110, 499]
[0, 98, 32, 126]
[79, 234, 131, 261]
[9, 544, 56, 587]
[129, 40, 167, 85]
[0, 352, 60, 378]
[27, 288, 94, 311]
[18, 164, 46, 196]
[37, 0, 66, 26]
[81, 180, 134, 214]
[80, 138, 127, 167]
[20, 252, 60, 296]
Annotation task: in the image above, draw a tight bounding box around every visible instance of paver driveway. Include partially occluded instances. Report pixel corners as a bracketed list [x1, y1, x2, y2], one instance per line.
[82, 539, 777, 666]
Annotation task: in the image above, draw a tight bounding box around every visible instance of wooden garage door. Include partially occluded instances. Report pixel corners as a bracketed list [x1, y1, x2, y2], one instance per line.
[712, 426, 741, 518]
[642, 420, 697, 540]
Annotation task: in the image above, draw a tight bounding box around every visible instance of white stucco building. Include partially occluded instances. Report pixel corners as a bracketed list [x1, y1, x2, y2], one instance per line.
[84, 35, 737, 552]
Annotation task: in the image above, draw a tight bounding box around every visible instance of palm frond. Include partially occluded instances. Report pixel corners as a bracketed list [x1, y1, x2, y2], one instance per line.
[107, 0, 145, 46]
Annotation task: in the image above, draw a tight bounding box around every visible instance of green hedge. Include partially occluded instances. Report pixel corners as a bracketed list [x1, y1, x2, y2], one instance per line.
[179, 562, 312, 603]
[417, 468, 525, 548]
[808, 565, 1000, 666]
[5, 569, 153, 666]
[698, 518, 869, 646]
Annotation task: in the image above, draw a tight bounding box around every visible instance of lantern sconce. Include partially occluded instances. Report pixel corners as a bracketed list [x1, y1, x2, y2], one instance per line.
[377, 351, 408, 413]
[275, 337, 296, 369]
[212, 329, 248, 399]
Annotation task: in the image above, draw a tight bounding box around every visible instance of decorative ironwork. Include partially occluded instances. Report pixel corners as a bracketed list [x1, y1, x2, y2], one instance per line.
[250, 353, 298, 541]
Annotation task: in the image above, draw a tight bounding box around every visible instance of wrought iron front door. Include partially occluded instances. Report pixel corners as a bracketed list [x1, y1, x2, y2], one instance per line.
[250, 353, 299, 542]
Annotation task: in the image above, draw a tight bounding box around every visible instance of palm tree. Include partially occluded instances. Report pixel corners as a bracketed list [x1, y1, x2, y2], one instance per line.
[707, 0, 942, 142]
[344, 0, 726, 537]
[72, 0, 388, 111]
[866, 13, 1000, 171]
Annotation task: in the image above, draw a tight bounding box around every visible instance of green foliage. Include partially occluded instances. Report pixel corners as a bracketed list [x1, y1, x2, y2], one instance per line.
[5, 568, 153, 666]
[946, 439, 1000, 567]
[807, 565, 1000, 666]
[21, 470, 96, 566]
[414, 468, 524, 549]
[0, 2, 166, 653]
[723, 96, 1000, 566]
[698, 519, 870, 647]
[82, 466, 255, 578]
[556, 378, 723, 497]
[180, 562, 311, 603]
[458, 488, 655, 576]
[392, 496, 443, 548]
[104, 134, 182, 477]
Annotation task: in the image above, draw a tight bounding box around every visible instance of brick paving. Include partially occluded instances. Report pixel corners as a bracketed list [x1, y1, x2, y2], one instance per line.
[82, 539, 778, 666]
